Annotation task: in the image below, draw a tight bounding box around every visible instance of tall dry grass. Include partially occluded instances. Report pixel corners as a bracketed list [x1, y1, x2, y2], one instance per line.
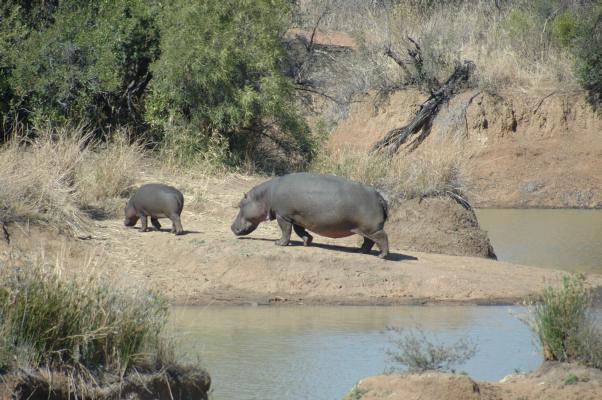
[0, 126, 146, 235]
[311, 143, 467, 201]
[295, 0, 579, 126]
[0, 250, 175, 396]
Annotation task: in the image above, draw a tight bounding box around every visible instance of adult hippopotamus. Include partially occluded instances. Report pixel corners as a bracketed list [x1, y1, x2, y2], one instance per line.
[124, 183, 184, 235]
[231, 173, 389, 258]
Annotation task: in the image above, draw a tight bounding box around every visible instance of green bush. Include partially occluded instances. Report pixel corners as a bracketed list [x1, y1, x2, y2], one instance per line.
[552, 12, 578, 48]
[573, 5, 602, 109]
[526, 274, 602, 368]
[146, 0, 314, 168]
[1, 0, 160, 135]
[0, 257, 170, 375]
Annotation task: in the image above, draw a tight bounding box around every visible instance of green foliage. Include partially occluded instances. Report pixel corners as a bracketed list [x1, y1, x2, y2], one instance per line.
[146, 0, 313, 168]
[502, 9, 539, 58]
[533, 275, 590, 361]
[343, 384, 368, 400]
[0, 259, 170, 374]
[526, 274, 602, 368]
[573, 5, 602, 109]
[552, 12, 578, 48]
[1, 0, 160, 135]
[564, 373, 578, 385]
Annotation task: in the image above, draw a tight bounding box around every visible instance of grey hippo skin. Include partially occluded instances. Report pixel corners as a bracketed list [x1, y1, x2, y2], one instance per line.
[124, 183, 184, 235]
[231, 173, 389, 258]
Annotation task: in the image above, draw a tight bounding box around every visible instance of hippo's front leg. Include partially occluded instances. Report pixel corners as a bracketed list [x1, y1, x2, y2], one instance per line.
[140, 215, 150, 232]
[293, 224, 313, 246]
[275, 216, 292, 246]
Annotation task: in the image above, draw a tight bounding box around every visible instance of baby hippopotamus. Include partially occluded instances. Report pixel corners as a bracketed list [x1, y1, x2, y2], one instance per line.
[231, 173, 389, 258]
[124, 183, 184, 235]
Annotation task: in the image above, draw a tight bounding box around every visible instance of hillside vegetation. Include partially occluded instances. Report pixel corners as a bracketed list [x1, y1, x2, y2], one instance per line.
[1, 0, 600, 173]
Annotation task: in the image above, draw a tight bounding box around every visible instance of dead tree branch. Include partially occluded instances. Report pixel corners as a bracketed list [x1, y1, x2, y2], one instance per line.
[371, 60, 475, 154]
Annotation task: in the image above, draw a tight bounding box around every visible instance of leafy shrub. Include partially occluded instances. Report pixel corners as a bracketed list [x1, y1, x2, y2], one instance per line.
[573, 5, 602, 109]
[552, 12, 579, 48]
[525, 274, 602, 368]
[0, 0, 160, 136]
[386, 326, 477, 372]
[146, 0, 314, 168]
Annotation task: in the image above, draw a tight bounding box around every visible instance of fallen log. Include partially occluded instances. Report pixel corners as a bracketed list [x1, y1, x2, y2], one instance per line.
[371, 60, 475, 154]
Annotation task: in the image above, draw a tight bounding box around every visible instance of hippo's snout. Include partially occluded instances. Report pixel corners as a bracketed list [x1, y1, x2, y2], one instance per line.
[231, 220, 258, 236]
[124, 216, 138, 227]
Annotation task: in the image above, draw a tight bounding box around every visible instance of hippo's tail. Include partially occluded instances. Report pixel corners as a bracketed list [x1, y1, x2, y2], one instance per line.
[376, 190, 389, 222]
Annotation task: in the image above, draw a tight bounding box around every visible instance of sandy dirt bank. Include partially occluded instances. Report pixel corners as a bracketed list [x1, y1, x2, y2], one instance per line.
[2, 173, 600, 306]
[346, 362, 602, 400]
[329, 88, 602, 209]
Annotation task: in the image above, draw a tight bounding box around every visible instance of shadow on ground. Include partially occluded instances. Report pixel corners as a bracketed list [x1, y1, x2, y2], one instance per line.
[238, 237, 417, 261]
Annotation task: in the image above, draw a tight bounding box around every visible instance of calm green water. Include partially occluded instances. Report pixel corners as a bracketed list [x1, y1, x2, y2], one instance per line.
[169, 306, 539, 400]
[475, 209, 602, 273]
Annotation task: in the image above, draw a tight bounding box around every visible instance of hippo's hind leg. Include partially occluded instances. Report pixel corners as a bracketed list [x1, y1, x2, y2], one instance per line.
[293, 224, 313, 246]
[169, 213, 184, 235]
[355, 229, 389, 259]
[275, 216, 292, 246]
[371, 230, 389, 259]
[360, 237, 375, 254]
[151, 217, 161, 230]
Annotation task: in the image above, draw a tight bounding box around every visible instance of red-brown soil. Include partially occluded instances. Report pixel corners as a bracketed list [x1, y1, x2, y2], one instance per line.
[329, 88, 602, 208]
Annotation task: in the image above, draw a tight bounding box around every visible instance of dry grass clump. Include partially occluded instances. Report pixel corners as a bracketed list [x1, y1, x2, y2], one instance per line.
[0, 126, 146, 235]
[0, 251, 177, 397]
[311, 144, 467, 200]
[0, 127, 91, 235]
[76, 130, 145, 211]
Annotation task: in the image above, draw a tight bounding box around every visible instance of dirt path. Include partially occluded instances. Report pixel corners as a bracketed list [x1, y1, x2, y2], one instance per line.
[4, 173, 601, 305]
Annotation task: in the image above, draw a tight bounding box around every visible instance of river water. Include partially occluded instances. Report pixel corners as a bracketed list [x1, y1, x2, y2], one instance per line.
[475, 209, 602, 273]
[170, 305, 539, 400]
[170, 209, 602, 400]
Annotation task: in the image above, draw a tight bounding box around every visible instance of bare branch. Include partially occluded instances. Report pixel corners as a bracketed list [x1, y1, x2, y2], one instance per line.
[372, 60, 475, 154]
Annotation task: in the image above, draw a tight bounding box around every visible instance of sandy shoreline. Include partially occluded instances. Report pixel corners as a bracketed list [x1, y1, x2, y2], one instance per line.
[3, 174, 601, 307]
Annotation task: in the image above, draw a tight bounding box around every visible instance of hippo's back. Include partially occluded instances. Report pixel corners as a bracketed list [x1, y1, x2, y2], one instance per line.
[270, 173, 386, 233]
[131, 183, 184, 214]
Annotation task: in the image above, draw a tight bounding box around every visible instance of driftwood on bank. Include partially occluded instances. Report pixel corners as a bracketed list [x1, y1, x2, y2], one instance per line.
[371, 59, 475, 154]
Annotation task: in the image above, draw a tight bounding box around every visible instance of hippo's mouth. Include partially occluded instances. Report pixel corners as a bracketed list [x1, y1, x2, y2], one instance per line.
[124, 218, 137, 227]
[231, 223, 258, 236]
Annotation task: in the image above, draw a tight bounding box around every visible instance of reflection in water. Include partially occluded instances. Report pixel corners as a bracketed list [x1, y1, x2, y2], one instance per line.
[476, 209, 602, 273]
[168, 306, 540, 400]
